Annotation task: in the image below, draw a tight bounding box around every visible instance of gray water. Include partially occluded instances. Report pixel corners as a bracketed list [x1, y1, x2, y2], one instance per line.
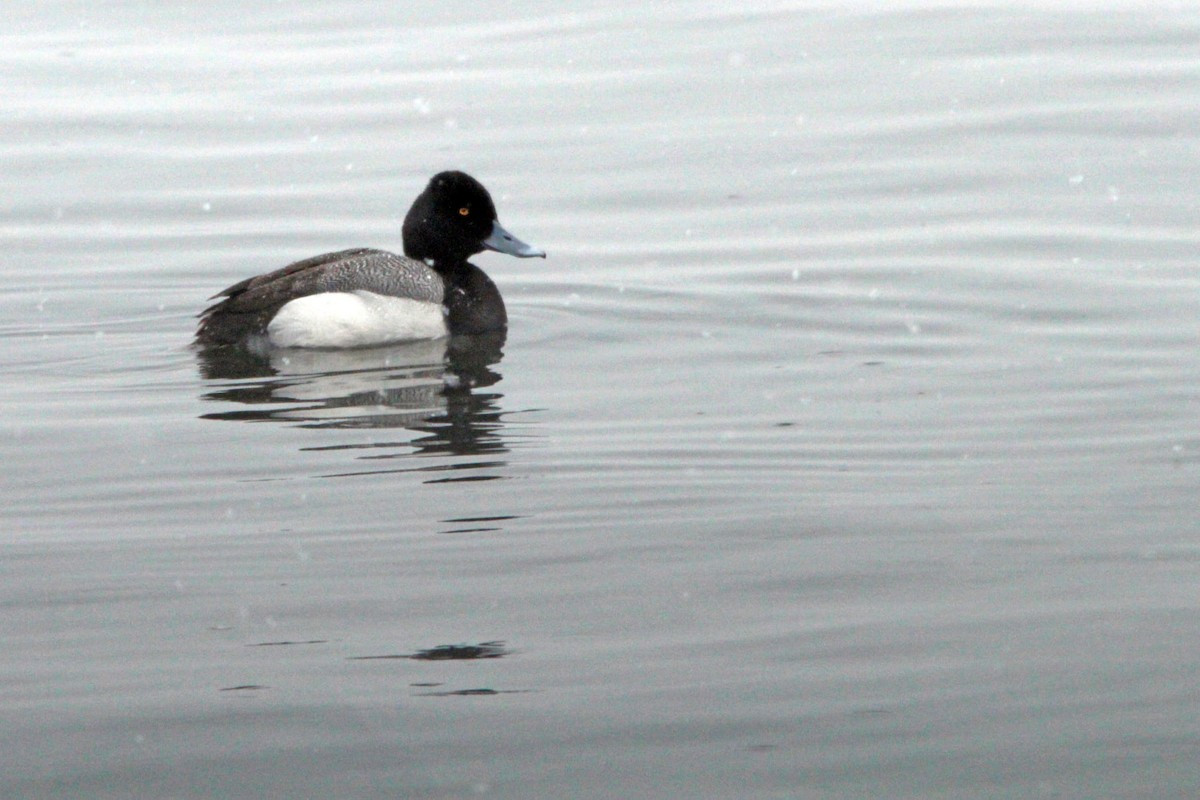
[3, 2, 1199, 798]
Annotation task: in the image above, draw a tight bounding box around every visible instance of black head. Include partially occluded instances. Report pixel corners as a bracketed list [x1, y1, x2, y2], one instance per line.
[402, 171, 544, 271]
[402, 171, 500, 268]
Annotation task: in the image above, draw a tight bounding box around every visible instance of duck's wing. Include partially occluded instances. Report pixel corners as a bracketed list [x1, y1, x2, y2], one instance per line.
[205, 248, 379, 303]
[196, 248, 443, 345]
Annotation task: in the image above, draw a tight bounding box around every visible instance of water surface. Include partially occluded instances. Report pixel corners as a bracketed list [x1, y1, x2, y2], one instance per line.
[3, 2, 1199, 798]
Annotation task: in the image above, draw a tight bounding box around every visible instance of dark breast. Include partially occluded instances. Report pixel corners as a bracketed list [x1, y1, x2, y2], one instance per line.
[443, 263, 507, 335]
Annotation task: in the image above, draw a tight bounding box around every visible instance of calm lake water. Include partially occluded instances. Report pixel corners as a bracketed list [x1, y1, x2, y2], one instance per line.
[3, 2, 1199, 797]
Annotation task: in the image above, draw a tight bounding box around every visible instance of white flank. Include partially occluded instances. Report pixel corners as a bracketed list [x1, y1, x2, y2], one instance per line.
[267, 291, 448, 348]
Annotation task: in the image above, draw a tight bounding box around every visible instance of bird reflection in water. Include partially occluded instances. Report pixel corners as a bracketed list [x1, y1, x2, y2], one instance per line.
[196, 332, 513, 472]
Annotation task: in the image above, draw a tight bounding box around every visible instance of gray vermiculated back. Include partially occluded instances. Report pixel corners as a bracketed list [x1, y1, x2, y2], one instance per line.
[315, 251, 445, 304]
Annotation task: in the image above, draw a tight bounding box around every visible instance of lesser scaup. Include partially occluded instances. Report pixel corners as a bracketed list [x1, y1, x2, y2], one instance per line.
[196, 170, 545, 348]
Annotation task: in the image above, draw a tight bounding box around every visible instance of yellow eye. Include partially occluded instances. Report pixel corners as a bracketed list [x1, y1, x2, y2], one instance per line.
[458, 207, 470, 216]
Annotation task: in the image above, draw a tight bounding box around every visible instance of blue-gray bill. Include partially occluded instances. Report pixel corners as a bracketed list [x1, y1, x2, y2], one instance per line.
[484, 220, 546, 258]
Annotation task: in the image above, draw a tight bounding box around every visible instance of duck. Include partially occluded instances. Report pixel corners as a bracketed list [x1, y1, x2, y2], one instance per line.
[195, 170, 545, 348]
